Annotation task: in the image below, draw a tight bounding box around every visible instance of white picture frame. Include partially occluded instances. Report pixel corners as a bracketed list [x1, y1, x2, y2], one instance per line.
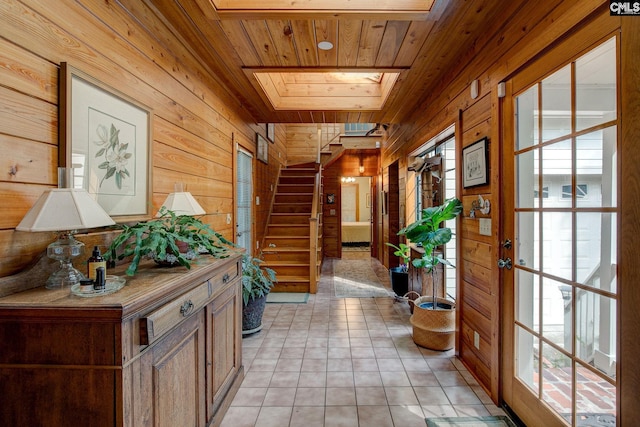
[462, 137, 488, 188]
[60, 63, 152, 222]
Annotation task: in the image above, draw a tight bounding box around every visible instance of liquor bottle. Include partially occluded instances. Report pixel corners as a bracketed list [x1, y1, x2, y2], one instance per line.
[87, 246, 106, 282]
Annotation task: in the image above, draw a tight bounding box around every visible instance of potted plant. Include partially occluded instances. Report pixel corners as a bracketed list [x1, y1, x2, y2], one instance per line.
[385, 242, 410, 297]
[398, 197, 462, 350]
[105, 207, 233, 276]
[242, 254, 276, 335]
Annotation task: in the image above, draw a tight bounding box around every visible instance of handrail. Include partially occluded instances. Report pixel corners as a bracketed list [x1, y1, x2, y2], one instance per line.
[308, 170, 322, 293]
[319, 131, 342, 153]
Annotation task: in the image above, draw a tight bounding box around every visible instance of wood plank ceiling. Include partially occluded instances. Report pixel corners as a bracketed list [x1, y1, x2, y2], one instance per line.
[144, 0, 518, 124]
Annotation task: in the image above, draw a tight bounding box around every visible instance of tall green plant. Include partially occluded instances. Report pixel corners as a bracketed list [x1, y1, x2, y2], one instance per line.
[398, 197, 462, 308]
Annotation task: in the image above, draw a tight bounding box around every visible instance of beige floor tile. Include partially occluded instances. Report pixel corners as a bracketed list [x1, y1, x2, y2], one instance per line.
[327, 347, 351, 359]
[303, 347, 328, 360]
[289, 406, 325, 427]
[326, 371, 355, 387]
[426, 358, 458, 371]
[275, 358, 302, 372]
[269, 371, 300, 387]
[380, 371, 411, 387]
[414, 386, 450, 406]
[255, 406, 293, 427]
[219, 406, 260, 427]
[352, 358, 378, 372]
[408, 371, 440, 387]
[350, 346, 376, 358]
[422, 404, 457, 418]
[384, 386, 420, 406]
[242, 371, 273, 388]
[327, 358, 353, 371]
[454, 404, 492, 417]
[389, 405, 427, 427]
[401, 357, 429, 371]
[325, 387, 357, 406]
[294, 387, 326, 406]
[355, 386, 388, 405]
[263, 387, 296, 406]
[298, 372, 327, 387]
[232, 387, 268, 406]
[377, 358, 405, 372]
[248, 358, 278, 372]
[434, 370, 467, 386]
[353, 371, 383, 387]
[357, 405, 394, 426]
[280, 347, 305, 358]
[443, 386, 483, 405]
[324, 406, 358, 427]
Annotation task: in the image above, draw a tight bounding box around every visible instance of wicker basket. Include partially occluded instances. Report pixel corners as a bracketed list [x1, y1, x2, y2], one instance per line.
[410, 296, 456, 351]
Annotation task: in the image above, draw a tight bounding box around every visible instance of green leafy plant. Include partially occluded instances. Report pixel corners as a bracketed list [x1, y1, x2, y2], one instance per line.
[399, 197, 463, 307]
[242, 254, 276, 305]
[105, 207, 233, 276]
[385, 242, 411, 272]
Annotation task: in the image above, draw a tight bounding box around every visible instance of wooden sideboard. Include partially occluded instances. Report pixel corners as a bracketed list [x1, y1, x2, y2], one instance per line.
[0, 253, 244, 427]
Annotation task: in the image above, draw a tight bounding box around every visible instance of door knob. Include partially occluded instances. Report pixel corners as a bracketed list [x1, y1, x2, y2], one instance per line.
[498, 258, 512, 270]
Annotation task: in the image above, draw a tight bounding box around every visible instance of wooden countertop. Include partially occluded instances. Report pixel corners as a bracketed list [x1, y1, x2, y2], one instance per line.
[0, 252, 242, 320]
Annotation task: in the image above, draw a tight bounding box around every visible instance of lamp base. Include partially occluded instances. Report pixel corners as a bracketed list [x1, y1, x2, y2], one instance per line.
[45, 233, 85, 289]
[45, 263, 86, 290]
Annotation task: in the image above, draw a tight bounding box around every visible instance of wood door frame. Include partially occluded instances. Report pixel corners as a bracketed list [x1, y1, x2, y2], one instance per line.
[500, 18, 621, 426]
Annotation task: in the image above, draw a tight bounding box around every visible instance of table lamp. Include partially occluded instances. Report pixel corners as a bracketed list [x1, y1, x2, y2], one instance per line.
[16, 176, 115, 289]
[157, 183, 205, 216]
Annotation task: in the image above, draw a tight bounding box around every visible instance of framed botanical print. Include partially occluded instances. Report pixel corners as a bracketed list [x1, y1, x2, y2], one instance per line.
[59, 62, 152, 221]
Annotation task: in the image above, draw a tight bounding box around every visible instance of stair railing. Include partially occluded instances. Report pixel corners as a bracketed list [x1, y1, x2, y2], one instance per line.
[308, 169, 322, 293]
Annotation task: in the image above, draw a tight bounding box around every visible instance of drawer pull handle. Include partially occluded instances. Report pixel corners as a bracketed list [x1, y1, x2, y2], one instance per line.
[180, 300, 194, 317]
[222, 273, 230, 284]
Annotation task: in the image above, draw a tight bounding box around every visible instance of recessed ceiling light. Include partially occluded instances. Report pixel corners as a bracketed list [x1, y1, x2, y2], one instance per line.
[317, 41, 334, 50]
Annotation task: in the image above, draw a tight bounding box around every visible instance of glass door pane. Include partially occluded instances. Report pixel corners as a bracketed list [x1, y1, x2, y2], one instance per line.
[510, 37, 618, 426]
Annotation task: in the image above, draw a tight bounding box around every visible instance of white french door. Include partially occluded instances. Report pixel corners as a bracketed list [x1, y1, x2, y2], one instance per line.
[236, 148, 253, 255]
[502, 36, 618, 426]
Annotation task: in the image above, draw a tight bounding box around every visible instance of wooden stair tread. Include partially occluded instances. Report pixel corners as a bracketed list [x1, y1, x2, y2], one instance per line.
[275, 275, 310, 282]
[263, 261, 309, 266]
[262, 247, 309, 252]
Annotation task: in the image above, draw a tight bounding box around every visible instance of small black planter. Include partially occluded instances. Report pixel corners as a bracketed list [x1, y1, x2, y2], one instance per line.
[389, 267, 409, 296]
[242, 294, 267, 336]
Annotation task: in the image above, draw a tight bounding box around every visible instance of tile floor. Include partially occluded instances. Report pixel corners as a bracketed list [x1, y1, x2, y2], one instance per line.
[221, 254, 507, 427]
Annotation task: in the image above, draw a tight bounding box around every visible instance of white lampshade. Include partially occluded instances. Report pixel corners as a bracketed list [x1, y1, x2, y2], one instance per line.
[158, 192, 206, 217]
[16, 188, 115, 232]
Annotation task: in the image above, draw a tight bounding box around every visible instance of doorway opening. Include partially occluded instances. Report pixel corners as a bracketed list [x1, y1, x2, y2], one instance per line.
[340, 176, 372, 253]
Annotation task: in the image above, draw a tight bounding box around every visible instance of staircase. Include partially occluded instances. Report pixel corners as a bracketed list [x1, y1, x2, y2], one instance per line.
[262, 165, 322, 293]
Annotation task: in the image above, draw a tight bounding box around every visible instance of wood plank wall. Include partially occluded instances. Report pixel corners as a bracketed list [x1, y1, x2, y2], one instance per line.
[285, 123, 342, 166]
[0, 0, 284, 284]
[379, 1, 615, 403]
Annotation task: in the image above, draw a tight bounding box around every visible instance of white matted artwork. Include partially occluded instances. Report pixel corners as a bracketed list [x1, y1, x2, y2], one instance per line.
[60, 63, 152, 221]
[462, 137, 488, 188]
[256, 133, 268, 163]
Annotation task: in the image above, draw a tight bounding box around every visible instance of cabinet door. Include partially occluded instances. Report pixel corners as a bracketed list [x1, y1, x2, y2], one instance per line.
[206, 282, 242, 419]
[143, 312, 206, 427]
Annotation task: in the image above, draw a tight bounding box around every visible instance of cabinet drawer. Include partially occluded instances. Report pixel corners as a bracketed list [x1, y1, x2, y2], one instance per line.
[210, 261, 240, 291]
[140, 280, 211, 345]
